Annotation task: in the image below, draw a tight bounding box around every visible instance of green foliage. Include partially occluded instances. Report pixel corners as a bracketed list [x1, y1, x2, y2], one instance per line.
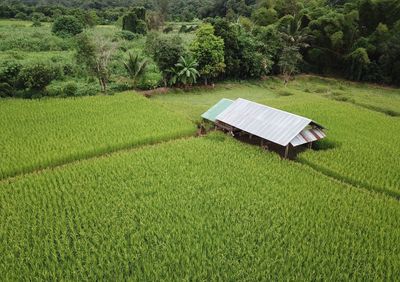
[123, 52, 148, 83]
[115, 30, 139, 41]
[278, 45, 302, 84]
[75, 32, 117, 92]
[346, 47, 370, 81]
[62, 81, 78, 97]
[15, 12, 28, 20]
[122, 8, 147, 35]
[190, 23, 225, 84]
[148, 34, 184, 83]
[17, 62, 61, 90]
[135, 71, 162, 90]
[251, 7, 278, 26]
[46, 80, 98, 97]
[0, 60, 22, 89]
[168, 56, 200, 87]
[213, 19, 271, 79]
[52, 16, 84, 37]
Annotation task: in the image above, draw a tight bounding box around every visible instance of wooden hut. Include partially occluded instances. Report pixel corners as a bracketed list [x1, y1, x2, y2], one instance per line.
[202, 98, 326, 158]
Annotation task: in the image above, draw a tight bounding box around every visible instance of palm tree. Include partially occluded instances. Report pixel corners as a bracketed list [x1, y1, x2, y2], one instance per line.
[124, 52, 148, 85]
[175, 56, 200, 88]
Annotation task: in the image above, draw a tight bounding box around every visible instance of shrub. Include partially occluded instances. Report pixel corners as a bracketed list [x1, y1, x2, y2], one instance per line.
[0, 82, 13, 97]
[0, 60, 22, 86]
[136, 71, 161, 90]
[135, 20, 148, 35]
[47, 81, 98, 97]
[116, 30, 139, 41]
[18, 63, 61, 90]
[31, 20, 42, 27]
[63, 82, 78, 97]
[52, 16, 84, 37]
[15, 12, 28, 20]
[31, 12, 45, 22]
[77, 83, 98, 96]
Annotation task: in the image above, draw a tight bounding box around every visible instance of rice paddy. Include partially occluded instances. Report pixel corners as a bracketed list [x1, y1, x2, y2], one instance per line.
[1, 134, 399, 280]
[0, 93, 194, 180]
[1, 75, 400, 280]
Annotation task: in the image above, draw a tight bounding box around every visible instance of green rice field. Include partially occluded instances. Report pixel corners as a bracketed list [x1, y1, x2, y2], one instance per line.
[1, 75, 400, 280]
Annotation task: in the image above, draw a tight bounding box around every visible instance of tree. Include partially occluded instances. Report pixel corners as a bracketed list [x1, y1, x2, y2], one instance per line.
[18, 62, 61, 90]
[278, 45, 302, 86]
[76, 33, 117, 93]
[156, 0, 169, 21]
[149, 35, 184, 86]
[52, 16, 83, 37]
[251, 7, 277, 26]
[170, 56, 200, 88]
[191, 23, 225, 85]
[122, 7, 147, 35]
[124, 52, 148, 85]
[213, 18, 271, 79]
[347, 47, 370, 81]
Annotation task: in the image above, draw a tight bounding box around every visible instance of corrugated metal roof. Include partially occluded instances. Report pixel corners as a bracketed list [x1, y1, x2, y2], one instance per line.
[201, 98, 234, 122]
[215, 98, 324, 146]
[290, 128, 326, 147]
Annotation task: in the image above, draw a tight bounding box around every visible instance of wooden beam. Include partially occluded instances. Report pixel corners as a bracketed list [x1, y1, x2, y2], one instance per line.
[284, 145, 289, 159]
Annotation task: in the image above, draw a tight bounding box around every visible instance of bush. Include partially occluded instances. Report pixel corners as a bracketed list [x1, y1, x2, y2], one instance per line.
[15, 12, 28, 20]
[46, 81, 98, 97]
[63, 82, 78, 97]
[115, 30, 139, 41]
[31, 20, 42, 27]
[136, 72, 161, 90]
[18, 62, 61, 90]
[0, 82, 14, 97]
[135, 19, 148, 35]
[52, 16, 84, 37]
[0, 60, 22, 86]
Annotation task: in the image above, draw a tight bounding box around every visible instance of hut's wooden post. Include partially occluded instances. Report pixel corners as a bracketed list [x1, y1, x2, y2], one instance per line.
[308, 142, 312, 149]
[284, 145, 289, 159]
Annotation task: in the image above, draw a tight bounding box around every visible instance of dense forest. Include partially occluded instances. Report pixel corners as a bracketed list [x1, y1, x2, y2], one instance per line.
[0, 0, 399, 99]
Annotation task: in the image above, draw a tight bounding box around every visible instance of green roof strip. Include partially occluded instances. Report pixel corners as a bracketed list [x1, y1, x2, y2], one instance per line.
[201, 98, 234, 122]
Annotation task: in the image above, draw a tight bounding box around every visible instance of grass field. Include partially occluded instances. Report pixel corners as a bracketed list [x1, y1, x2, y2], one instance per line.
[1, 134, 399, 280]
[0, 93, 194, 180]
[153, 76, 400, 198]
[1, 76, 400, 279]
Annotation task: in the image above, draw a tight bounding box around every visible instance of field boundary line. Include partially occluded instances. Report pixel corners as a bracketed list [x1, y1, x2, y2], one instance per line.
[297, 158, 400, 201]
[0, 134, 197, 185]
